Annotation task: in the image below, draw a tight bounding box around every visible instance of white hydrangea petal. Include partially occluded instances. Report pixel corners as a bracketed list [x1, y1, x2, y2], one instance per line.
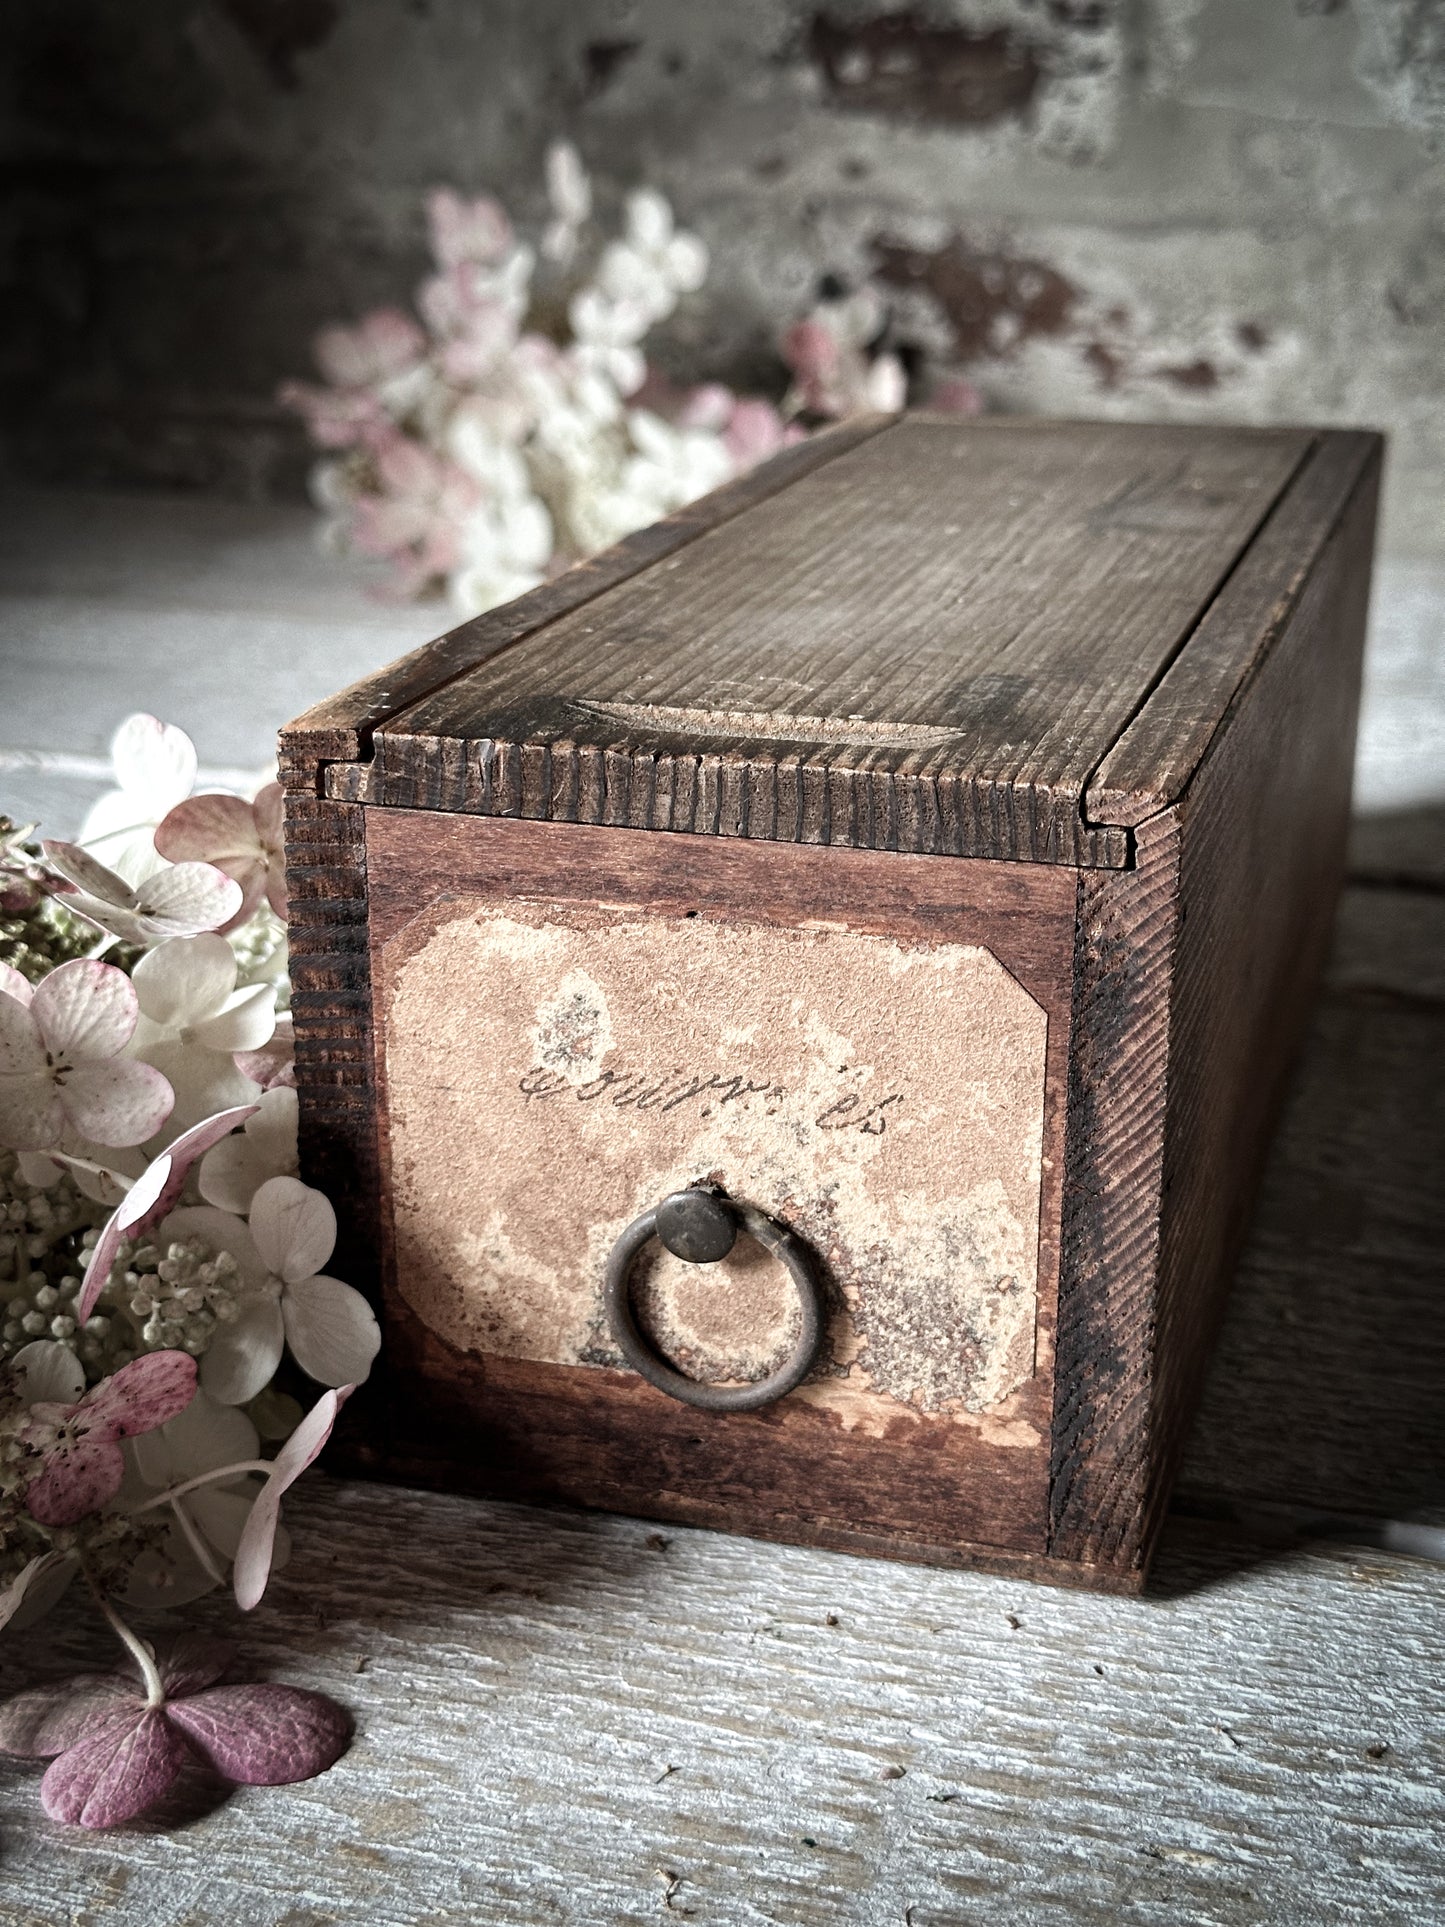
[199, 1293, 285, 1405]
[30, 959, 138, 1061]
[134, 863, 243, 938]
[190, 983, 276, 1055]
[197, 1135, 270, 1214]
[546, 140, 591, 225]
[131, 1426, 173, 1488]
[249, 1175, 336, 1284]
[154, 1386, 261, 1480]
[110, 714, 198, 813]
[133, 934, 237, 1031]
[198, 1088, 297, 1214]
[120, 1532, 222, 1609]
[0, 990, 46, 1076]
[138, 1040, 260, 1140]
[282, 1274, 380, 1387]
[0, 1074, 68, 1152]
[58, 1057, 174, 1150]
[626, 187, 673, 251]
[16, 1150, 64, 1188]
[11, 1340, 85, 1406]
[664, 232, 708, 293]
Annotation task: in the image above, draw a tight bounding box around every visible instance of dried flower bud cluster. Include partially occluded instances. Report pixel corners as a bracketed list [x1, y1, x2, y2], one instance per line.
[107, 1234, 241, 1359]
[0, 1158, 106, 1366]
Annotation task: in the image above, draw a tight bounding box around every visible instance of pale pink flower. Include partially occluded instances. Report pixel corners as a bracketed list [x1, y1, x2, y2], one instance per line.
[782, 288, 906, 420]
[724, 397, 804, 467]
[314, 308, 425, 388]
[0, 1634, 350, 1830]
[349, 434, 481, 594]
[233, 1385, 350, 1610]
[23, 1351, 198, 1526]
[41, 841, 242, 947]
[928, 373, 985, 416]
[426, 188, 515, 269]
[200, 1177, 379, 1405]
[154, 781, 286, 925]
[0, 960, 173, 1155]
[278, 380, 387, 451]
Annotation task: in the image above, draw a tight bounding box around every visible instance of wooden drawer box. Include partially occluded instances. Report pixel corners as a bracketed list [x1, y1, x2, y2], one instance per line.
[281, 415, 1381, 1592]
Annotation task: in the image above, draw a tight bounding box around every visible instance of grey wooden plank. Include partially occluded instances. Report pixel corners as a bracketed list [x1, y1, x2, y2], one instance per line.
[1, 1486, 1442, 1927]
[1176, 885, 1445, 1525]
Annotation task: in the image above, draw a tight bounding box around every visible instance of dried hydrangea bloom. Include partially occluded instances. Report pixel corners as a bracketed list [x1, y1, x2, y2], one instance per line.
[0, 960, 174, 1155]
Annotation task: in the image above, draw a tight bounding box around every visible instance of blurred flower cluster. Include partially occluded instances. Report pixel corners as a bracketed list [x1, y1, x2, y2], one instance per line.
[283, 142, 979, 615]
[0, 715, 369, 1825]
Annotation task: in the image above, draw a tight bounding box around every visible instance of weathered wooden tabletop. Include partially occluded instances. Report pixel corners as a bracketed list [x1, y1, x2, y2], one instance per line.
[0, 486, 1441, 1926]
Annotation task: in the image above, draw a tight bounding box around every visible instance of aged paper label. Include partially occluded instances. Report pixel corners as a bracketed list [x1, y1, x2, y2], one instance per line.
[381, 899, 1049, 1426]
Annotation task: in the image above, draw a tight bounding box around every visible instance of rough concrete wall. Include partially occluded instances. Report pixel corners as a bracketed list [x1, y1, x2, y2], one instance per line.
[2, 0, 1441, 555]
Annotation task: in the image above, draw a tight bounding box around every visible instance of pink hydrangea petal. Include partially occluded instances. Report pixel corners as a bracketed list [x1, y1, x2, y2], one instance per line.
[85, 1350, 198, 1439]
[154, 793, 262, 869]
[166, 1684, 350, 1785]
[0, 960, 34, 1007]
[253, 782, 284, 848]
[29, 960, 138, 1061]
[157, 1632, 235, 1700]
[40, 840, 134, 906]
[26, 1437, 127, 1526]
[234, 1017, 295, 1091]
[0, 1675, 139, 1758]
[233, 1386, 349, 1610]
[60, 1057, 174, 1150]
[41, 1706, 187, 1828]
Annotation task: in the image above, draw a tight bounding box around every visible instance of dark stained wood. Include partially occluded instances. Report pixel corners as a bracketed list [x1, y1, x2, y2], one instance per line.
[279, 415, 894, 792]
[1139, 452, 1382, 1557]
[345, 1301, 1147, 1595]
[359, 418, 1312, 866]
[1086, 432, 1382, 825]
[280, 790, 382, 1305]
[1048, 811, 1179, 1571]
[359, 811, 1078, 1567]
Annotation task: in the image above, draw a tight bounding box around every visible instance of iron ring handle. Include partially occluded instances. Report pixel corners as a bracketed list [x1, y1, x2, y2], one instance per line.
[604, 1190, 824, 1413]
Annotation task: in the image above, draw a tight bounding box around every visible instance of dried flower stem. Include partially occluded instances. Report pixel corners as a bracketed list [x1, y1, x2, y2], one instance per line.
[168, 1497, 229, 1588]
[120, 1460, 272, 1516]
[82, 1564, 165, 1709]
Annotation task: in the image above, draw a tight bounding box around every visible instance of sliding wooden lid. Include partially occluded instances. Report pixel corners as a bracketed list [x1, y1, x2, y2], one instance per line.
[287, 416, 1380, 868]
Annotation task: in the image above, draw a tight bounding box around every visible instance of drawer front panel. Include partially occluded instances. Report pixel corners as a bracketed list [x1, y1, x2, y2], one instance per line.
[367, 811, 1077, 1558]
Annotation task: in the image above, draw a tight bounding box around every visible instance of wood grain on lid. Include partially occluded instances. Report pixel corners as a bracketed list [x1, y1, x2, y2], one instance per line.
[361, 418, 1314, 866]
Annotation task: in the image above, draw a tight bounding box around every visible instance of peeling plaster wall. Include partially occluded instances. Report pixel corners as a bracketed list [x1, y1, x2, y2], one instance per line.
[2, 0, 1442, 555]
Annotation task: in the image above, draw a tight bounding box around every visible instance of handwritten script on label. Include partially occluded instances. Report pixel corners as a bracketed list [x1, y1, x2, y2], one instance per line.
[519, 1062, 902, 1134]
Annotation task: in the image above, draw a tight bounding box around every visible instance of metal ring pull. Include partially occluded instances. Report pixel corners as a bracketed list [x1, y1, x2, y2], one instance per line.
[604, 1189, 824, 1413]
